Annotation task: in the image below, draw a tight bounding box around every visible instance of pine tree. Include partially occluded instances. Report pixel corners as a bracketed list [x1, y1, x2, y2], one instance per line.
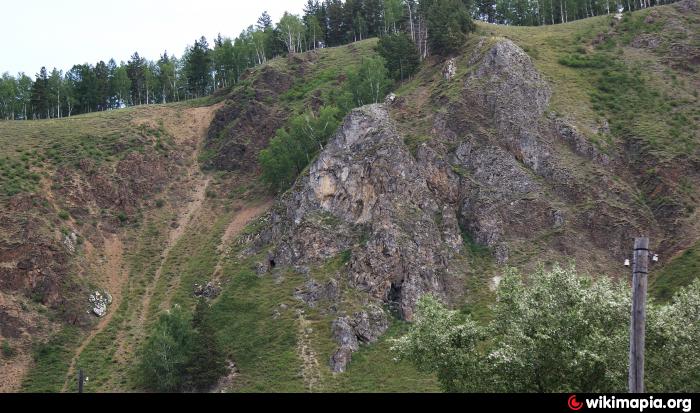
[184, 37, 212, 98]
[377, 32, 421, 81]
[425, 0, 475, 56]
[127, 52, 146, 105]
[30, 67, 49, 119]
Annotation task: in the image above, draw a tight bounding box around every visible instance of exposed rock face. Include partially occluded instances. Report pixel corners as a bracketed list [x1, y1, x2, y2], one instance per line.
[271, 105, 461, 321]
[330, 305, 388, 373]
[269, 40, 593, 320]
[263, 36, 698, 372]
[442, 58, 457, 80]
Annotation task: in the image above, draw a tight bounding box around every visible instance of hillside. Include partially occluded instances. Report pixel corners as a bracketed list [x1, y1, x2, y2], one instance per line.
[1, 0, 699, 393]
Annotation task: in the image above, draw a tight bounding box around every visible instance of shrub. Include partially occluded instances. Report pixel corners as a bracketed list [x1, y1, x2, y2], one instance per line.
[136, 306, 195, 392]
[260, 106, 341, 192]
[2, 340, 16, 358]
[58, 210, 70, 220]
[136, 302, 227, 392]
[393, 266, 700, 392]
[346, 57, 392, 107]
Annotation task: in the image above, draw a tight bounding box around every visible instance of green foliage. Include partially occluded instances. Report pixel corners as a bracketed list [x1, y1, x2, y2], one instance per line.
[184, 299, 228, 390]
[559, 48, 694, 157]
[136, 303, 227, 392]
[259, 106, 341, 191]
[377, 33, 421, 81]
[394, 266, 700, 392]
[347, 57, 392, 107]
[646, 279, 700, 392]
[651, 241, 700, 303]
[137, 305, 195, 392]
[58, 210, 70, 220]
[2, 340, 16, 358]
[425, 0, 475, 56]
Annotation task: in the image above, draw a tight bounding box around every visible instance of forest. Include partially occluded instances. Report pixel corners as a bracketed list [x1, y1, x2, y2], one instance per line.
[0, 0, 682, 120]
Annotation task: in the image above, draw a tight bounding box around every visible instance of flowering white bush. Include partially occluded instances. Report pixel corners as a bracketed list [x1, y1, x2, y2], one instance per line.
[392, 265, 700, 393]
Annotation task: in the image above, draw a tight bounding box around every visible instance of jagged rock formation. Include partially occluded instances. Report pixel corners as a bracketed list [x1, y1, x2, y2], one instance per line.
[270, 104, 463, 322]
[264, 35, 700, 370]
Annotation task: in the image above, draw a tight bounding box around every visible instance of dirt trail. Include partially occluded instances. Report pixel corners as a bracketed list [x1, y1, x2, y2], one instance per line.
[135, 104, 221, 329]
[62, 235, 126, 392]
[212, 200, 274, 279]
[137, 174, 211, 326]
[57, 103, 221, 392]
[297, 314, 322, 392]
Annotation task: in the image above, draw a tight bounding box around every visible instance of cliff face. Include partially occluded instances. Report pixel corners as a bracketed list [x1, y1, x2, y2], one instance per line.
[270, 104, 461, 323]
[264, 31, 700, 370]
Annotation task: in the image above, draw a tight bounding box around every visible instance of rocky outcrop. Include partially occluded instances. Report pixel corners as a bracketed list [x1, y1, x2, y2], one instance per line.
[259, 35, 697, 373]
[330, 305, 388, 373]
[270, 105, 462, 321]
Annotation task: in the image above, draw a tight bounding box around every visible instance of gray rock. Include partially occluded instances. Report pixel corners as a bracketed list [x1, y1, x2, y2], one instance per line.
[294, 279, 322, 308]
[255, 261, 270, 276]
[88, 290, 111, 318]
[442, 58, 457, 80]
[329, 305, 388, 373]
[194, 282, 222, 299]
[271, 104, 454, 321]
[330, 346, 354, 373]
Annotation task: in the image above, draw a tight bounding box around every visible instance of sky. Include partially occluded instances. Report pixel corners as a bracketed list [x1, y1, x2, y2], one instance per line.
[1, 0, 308, 76]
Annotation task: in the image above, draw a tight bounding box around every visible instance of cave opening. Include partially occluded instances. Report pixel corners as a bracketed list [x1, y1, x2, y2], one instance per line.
[388, 281, 402, 315]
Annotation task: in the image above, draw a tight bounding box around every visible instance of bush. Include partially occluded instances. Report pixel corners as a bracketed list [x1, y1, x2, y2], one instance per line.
[58, 210, 70, 220]
[136, 302, 227, 392]
[377, 33, 421, 81]
[346, 57, 392, 107]
[393, 266, 700, 392]
[2, 340, 16, 358]
[259, 106, 341, 192]
[137, 305, 195, 392]
[155, 199, 165, 208]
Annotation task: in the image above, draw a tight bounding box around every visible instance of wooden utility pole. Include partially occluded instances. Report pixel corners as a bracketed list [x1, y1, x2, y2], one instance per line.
[78, 369, 84, 393]
[629, 237, 649, 393]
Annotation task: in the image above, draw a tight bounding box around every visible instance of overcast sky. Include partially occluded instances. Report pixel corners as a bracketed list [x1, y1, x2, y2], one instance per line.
[1, 0, 308, 76]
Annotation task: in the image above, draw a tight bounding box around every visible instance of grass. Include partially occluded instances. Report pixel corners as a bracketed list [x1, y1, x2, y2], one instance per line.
[0, 107, 178, 198]
[651, 240, 700, 303]
[320, 321, 441, 392]
[477, 4, 698, 160]
[208, 251, 307, 392]
[21, 325, 82, 393]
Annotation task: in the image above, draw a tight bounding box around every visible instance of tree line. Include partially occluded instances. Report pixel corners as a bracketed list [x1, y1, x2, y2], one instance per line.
[476, 0, 679, 26]
[0, 0, 682, 121]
